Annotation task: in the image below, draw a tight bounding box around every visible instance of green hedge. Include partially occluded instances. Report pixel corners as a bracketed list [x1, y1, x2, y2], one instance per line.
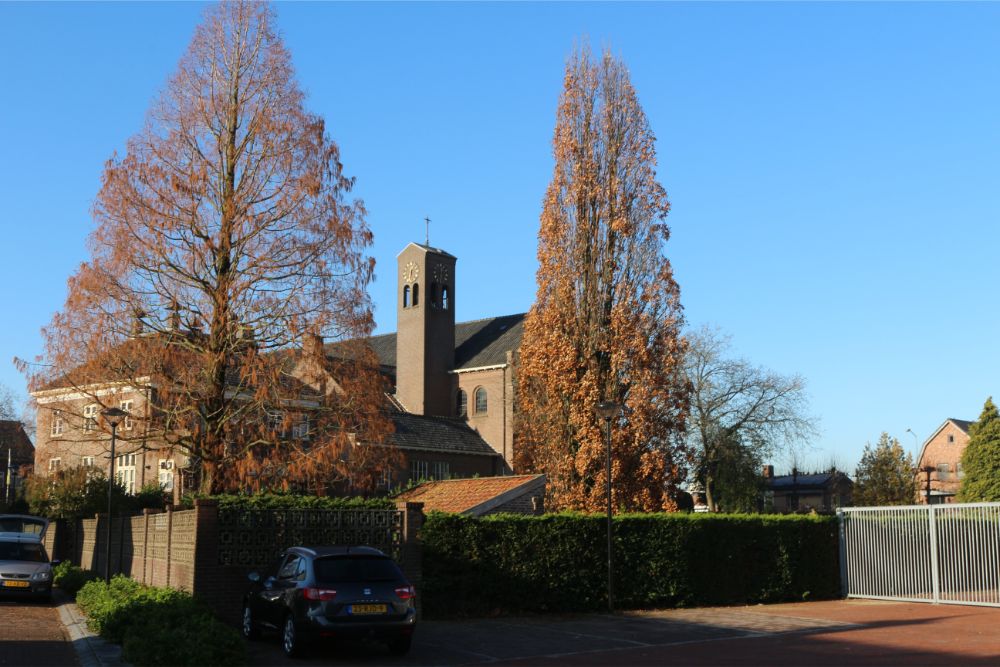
[182, 492, 394, 511]
[53, 562, 101, 597]
[421, 512, 840, 617]
[76, 577, 244, 667]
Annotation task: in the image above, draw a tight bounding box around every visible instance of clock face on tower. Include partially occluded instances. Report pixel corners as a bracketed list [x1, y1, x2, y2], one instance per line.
[403, 261, 419, 284]
[432, 264, 450, 285]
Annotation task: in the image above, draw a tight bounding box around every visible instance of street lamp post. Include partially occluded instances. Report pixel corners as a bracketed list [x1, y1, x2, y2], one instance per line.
[101, 407, 128, 583]
[595, 400, 620, 613]
[920, 465, 934, 505]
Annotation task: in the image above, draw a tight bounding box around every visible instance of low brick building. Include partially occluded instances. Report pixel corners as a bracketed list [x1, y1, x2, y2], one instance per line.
[394, 474, 546, 516]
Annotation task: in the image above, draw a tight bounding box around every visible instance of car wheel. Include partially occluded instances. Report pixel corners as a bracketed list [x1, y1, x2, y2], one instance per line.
[388, 634, 412, 655]
[282, 614, 303, 658]
[241, 604, 260, 640]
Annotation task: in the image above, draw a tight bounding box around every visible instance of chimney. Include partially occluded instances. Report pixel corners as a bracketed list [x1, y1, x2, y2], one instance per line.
[763, 465, 774, 479]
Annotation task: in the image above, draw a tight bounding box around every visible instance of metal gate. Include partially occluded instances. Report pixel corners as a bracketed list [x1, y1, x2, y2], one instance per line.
[838, 503, 1000, 607]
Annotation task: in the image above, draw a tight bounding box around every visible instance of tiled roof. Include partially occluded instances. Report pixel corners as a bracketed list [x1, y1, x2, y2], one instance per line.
[394, 474, 544, 515]
[332, 313, 526, 371]
[387, 412, 499, 457]
[0, 421, 34, 465]
[768, 471, 853, 490]
[950, 418, 973, 433]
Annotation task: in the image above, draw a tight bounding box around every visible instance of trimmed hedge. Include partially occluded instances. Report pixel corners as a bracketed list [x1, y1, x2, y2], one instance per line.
[421, 512, 840, 617]
[76, 577, 244, 666]
[182, 492, 395, 511]
[53, 562, 101, 597]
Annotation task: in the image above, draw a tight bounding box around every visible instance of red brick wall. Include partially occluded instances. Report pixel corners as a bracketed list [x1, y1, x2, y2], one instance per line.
[916, 421, 969, 502]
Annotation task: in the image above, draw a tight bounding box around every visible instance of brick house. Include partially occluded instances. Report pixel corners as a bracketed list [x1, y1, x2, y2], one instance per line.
[0, 420, 35, 503]
[914, 418, 971, 504]
[31, 240, 523, 495]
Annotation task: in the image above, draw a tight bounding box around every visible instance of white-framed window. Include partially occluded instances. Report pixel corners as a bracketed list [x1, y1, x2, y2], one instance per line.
[48, 458, 61, 472]
[410, 460, 429, 480]
[936, 463, 951, 481]
[120, 400, 134, 431]
[81, 456, 95, 468]
[431, 461, 450, 480]
[158, 459, 174, 492]
[456, 389, 467, 417]
[83, 404, 98, 432]
[291, 415, 310, 440]
[381, 468, 393, 489]
[475, 387, 488, 415]
[50, 410, 64, 437]
[115, 453, 136, 494]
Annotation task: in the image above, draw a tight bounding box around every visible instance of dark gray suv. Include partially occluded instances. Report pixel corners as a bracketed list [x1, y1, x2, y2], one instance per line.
[242, 546, 417, 657]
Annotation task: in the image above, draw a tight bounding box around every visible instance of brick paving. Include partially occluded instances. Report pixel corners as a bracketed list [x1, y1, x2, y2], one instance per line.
[246, 600, 1000, 666]
[0, 598, 79, 667]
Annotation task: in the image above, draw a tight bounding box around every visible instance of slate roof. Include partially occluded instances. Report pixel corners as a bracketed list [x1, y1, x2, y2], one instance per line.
[768, 471, 853, 491]
[387, 411, 499, 457]
[333, 313, 526, 372]
[394, 474, 544, 515]
[950, 418, 973, 433]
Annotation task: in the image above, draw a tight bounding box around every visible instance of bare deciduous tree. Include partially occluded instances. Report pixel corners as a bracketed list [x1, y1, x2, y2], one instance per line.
[25, 1, 394, 494]
[685, 327, 816, 512]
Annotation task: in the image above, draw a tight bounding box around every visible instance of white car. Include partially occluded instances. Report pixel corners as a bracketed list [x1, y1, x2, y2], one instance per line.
[0, 514, 56, 602]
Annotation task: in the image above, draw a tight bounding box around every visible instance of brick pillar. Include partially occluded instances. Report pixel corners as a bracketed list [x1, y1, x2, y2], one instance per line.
[192, 498, 220, 595]
[396, 501, 424, 616]
[142, 509, 163, 585]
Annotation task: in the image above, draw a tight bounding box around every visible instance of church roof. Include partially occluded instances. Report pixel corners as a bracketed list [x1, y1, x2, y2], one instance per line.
[386, 411, 500, 457]
[337, 313, 526, 371]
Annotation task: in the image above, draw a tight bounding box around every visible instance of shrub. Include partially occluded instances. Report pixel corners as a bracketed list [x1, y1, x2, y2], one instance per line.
[26, 469, 166, 519]
[76, 576, 244, 666]
[53, 562, 101, 596]
[421, 512, 840, 617]
[182, 492, 394, 511]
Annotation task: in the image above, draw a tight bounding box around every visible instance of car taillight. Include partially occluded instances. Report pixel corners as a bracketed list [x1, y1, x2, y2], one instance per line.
[395, 585, 416, 600]
[303, 587, 337, 601]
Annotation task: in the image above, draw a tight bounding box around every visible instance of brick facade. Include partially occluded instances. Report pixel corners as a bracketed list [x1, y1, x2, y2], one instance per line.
[915, 419, 971, 504]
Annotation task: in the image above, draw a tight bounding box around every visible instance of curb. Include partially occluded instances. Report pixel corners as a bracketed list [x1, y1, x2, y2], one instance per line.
[54, 590, 132, 667]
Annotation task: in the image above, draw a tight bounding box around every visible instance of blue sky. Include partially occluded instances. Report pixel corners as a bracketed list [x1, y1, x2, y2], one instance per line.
[1, 2, 998, 471]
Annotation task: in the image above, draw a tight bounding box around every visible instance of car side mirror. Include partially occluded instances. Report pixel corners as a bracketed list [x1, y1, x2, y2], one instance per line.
[248, 572, 261, 583]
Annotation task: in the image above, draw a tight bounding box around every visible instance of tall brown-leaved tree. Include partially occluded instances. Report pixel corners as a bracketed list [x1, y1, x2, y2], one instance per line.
[515, 47, 688, 512]
[26, 2, 394, 494]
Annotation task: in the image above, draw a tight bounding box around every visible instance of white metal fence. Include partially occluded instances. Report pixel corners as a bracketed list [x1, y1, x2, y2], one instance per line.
[838, 503, 1000, 607]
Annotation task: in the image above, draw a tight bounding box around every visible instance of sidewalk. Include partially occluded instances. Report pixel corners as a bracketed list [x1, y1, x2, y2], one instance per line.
[53, 591, 131, 667]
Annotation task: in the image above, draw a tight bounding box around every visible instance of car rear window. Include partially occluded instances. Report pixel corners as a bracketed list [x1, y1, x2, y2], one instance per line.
[314, 556, 403, 583]
[0, 542, 48, 563]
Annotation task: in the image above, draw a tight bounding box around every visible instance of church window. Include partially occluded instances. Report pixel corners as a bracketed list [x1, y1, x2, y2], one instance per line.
[456, 389, 467, 417]
[403, 285, 410, 308]
[475, 387, 488, 415]
[412, 283, 420, 307]
[442, 286, 450, 310]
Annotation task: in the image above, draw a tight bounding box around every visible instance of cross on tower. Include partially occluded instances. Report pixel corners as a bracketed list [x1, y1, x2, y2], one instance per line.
[424, 216, 431, 246]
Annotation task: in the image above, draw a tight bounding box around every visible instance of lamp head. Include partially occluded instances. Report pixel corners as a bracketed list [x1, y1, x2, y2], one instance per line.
[102, 407, 128, 428]
[595, 401, 621, 420]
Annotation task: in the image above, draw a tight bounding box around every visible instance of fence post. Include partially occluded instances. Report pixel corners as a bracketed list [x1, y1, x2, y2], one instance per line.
[837, 509, 849, 598]
[928, 505, 940, 603]
[396, 501, 424, 615]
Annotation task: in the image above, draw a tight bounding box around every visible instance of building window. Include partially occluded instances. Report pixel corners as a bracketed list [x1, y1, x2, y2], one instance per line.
[83, 404, 98, 432]
[430, 282, 440, 308]
[947, 434, 955, 444]
[81, 456, 95, 468]
[958, 463, 965, 479]
[381, 468, 393, 490]
[456, 389, 467, 417]
[120, 400, 134, 430]
[431, 461, 450, 480]
[48, 458, 61, 472]
[50, 411, 64, 437]
[410, 460, 429, 480]
[267, 410, 284, 436]
[412, 283, 419, 307]
[291, 415, 310, 440]
[936, 463, 951, 481]
[442, 285, 450, 310]
[158, 459, 174, 492]
[116, 453, 137, 494]
[475, 387, 488, 415]
[403, 285, 410, 308]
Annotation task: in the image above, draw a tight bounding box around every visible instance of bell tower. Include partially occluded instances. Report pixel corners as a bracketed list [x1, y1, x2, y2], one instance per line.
[395, 242, 456, 416]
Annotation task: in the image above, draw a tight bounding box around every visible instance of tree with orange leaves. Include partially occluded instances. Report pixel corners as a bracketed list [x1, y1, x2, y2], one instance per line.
[515, 47, 689, 512]
[25, 2, 394, 494]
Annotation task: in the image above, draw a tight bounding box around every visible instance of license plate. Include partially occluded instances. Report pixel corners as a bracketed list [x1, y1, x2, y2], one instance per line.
[2, 580, 30, 588]
[350, 603, 387, 615]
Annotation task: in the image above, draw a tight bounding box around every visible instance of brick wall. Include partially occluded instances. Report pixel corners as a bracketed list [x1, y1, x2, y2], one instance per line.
[916, 421, 969, 502]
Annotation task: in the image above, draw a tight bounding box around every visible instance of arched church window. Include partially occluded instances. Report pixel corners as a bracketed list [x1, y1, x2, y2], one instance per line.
[475, 387, 488, 415]
[403, 285, 410, 308]
[442, 286, 450, 310]
[412, 283, 420, 307]
[456, 389, 467, 417]
[430, 282, 439, 308]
